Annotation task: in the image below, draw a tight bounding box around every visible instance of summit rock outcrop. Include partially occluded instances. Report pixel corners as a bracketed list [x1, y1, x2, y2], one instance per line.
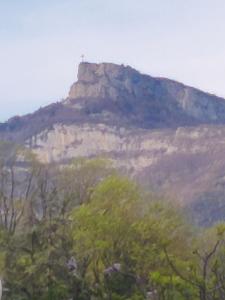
[67, 62, 225, 128]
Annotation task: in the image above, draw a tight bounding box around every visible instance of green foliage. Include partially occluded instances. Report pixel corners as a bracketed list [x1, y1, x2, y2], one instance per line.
[71, 175, 195, 299]
[0, 158, 225, 300]
[4, 219, 75, 300]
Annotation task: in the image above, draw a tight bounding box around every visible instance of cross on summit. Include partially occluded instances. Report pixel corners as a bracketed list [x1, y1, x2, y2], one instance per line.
[81, 54, 85, 62]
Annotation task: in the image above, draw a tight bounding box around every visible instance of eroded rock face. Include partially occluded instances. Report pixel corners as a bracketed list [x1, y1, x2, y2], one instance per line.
[27, 123, 225, 221]
[68, 63, 140, 100]
[67, 62, 225, 127]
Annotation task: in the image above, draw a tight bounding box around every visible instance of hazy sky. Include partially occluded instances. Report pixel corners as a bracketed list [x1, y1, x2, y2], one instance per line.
[1, 0, 225, 121]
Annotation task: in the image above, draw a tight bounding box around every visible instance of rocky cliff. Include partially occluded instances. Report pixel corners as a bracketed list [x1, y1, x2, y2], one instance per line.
[67, 62, 225, 127]
[2, 62, 225, 225]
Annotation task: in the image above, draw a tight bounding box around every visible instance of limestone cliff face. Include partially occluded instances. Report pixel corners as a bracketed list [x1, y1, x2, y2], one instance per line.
[67, 62, 225, 126]
[68, 63, 140, 100]
[2, 62, 225, 224]
[27, 122, 225, 223]
[29, 122, 222, 167]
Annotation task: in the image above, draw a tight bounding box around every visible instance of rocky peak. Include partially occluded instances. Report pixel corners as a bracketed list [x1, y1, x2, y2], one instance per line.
[77, 62, 136, 82]
[68, 62, 141, 100]
[2, 62, 225, 143]
[67, 62, 225, 128]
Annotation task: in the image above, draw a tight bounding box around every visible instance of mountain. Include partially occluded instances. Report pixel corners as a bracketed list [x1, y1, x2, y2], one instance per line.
[2, 62, 225, 225]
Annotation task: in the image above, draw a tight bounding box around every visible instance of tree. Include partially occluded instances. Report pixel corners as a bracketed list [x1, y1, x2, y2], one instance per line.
[71, 176, 193, 299]
[72, 175, 142, 299]
[4, 207, 76, 300]
[163, 223, 225, 300]
[57, 158, 115, 207]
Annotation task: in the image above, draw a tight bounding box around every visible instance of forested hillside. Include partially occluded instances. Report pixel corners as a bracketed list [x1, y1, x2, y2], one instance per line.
[0, 147, 225, 300]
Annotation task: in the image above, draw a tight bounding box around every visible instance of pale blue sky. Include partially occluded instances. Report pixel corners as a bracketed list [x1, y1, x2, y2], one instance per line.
[1, 0, 225, 121]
